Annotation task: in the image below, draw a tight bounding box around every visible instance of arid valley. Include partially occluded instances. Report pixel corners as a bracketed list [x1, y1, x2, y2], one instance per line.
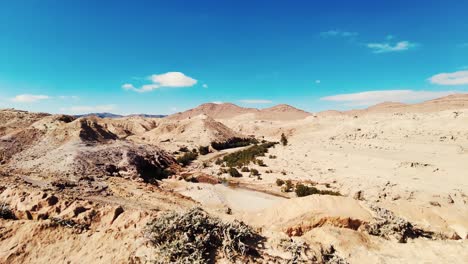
[1, 94, 467, 263]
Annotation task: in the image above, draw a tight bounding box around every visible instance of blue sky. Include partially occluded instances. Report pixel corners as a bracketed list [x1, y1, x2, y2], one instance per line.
[0, 0, 467, 114]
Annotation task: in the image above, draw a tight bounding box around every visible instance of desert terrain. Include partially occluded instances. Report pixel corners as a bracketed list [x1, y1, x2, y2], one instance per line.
[1, 94, 468, 263]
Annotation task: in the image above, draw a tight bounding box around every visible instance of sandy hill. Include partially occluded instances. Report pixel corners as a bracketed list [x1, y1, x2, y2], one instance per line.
[132, 115, 244, 149]
[257, 104, 311, 120]
[168, 103, 258, 120]
[317, 93, 468, 117]
[168, 102, 311, 121]
[0, 111, 175, 184]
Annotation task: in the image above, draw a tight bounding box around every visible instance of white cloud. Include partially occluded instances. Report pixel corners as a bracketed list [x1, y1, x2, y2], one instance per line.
[212, 101, 223, 104]
[320, 30, 358, 38]
[123, 72, 197, 93]
[11, 94, 50, 103]
[320, 90, 458, 106]
[61, 105, 117, 114]
[58, 95, 79, 100]
[429, 70, 468, 85]
[315, 80, 321, 84]
[367, 41, 418, 53]
[239, 99, 273, 104]
[202, 84, 208, 88]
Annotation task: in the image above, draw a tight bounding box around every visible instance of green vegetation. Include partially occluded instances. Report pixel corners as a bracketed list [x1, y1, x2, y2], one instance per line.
[295, 183, 341, 197]
[276, 179, 285, 186]
[241, 167, 250, 172]
[177, 151, 198, 167]
[256, 159, 267, 167]
[146, 208, 260, 263]
[211, 137, 258, 150]
[268, 155, 277, 159]
[228, 167, 242, 177]
[215, 158, 223, 165]
[179, 146, 189, 152]
[280, 133, 288, 146]
[222, 142, 277, 167]
[250, 168, 260, 176]
[198, 146, 210, 155]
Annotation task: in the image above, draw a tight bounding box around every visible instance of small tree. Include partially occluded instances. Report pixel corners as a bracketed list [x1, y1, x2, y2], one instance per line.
[250, 169, 260, 177]
[228, 167, 242, 177]
[241, 167, 250, 172]
[280, 133, 288, 146]
[199, 146, 210, 155]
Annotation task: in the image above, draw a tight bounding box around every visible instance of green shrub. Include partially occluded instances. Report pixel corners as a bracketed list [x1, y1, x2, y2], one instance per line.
[250, 169, 260, 176]
[215, 158, 223, 165]
[222, 142, 277, 167]
[295, 184, 341, 197]
[211, 137, 258, 150]
[228, 167, 242, 177]
[276, 179, 285, 186]
[280, 133, 288, 146]
[145, 208, 259, 263]
[256, 159, 267, 167]
[241, 167, 250, 172]
[177, 151, 198, 167]
[198, 146, 210, 155]
[179, 146, 189, 152]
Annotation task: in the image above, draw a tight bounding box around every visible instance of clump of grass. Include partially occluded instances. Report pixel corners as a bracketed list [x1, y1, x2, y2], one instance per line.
[211, 137, 258, 151]
[222, 142, 277, 167]
[241, 167, 250, 172]
[198, 146, 210, 155]
[250, 169, 260, 177]
[177, 151, 198, 167]
[276, 179, 285, 186]
[228, 167, 242, 178]
[145, 207, 260, 263]
[295, 184, 341, 197]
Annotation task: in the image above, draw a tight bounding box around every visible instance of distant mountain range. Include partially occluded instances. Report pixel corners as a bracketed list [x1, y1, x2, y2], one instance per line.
[73, 112, 167, 118]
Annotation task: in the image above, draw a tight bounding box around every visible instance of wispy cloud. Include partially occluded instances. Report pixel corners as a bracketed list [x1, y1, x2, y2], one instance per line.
[123, 72, 197, 93]
[367, 41, 418, 53]
[458, 43, 468, 48]
[239, 99, 273, 104]
[320, 30, 358, 38]
[211, 101, 223, 104]
[11, 94, 50, 103]
[202, 84, 208, 88]
[429, 70, 468, 85]
[61, 105, 117, 114]
[320, 90, 458, 106]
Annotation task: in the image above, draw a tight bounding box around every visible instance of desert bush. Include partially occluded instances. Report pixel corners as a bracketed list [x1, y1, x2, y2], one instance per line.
[295, 184, 341, 197]
[282, 180, 294, 192]
[179, 146, 189, 152]
[228, 167, 242, 177]
[280, 133, 288, 146]
[0, 201, 15, 220]
[198, 146, 210, 155]
[145, 208, 260, 263]
[276, 179, 285, 186]
[177, 151, 198, 167]
[256, 159, 267, 167]
[211, 137, 258, 151]
[215, 158, 223, 165]
[250, 169, 260, 176]
[268, 155, 277, 159]
[241, 167, 250, 172]
[222, 142, 276, 167]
